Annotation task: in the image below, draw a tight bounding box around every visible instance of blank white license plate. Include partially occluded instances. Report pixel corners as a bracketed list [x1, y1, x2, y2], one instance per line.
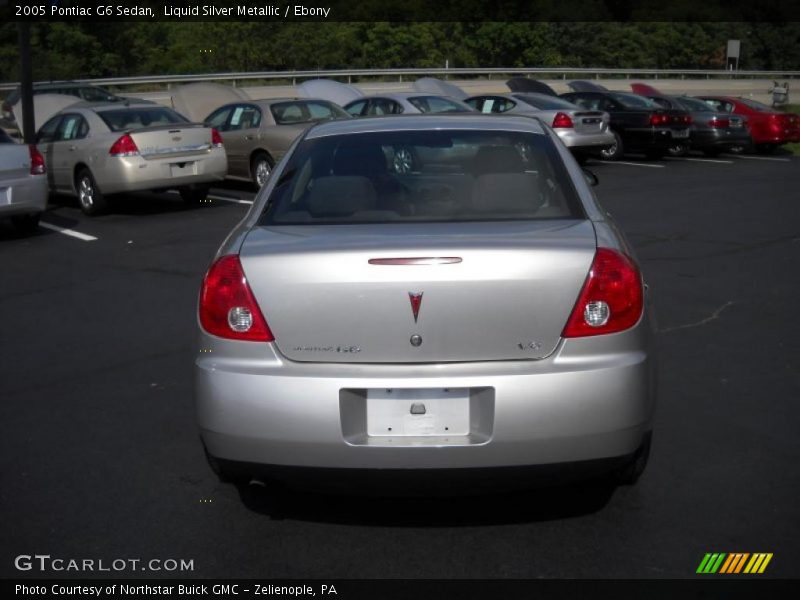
[170, 162, 196, 177]
[671, 129, 690, 139]
[366, 388, 469, 436]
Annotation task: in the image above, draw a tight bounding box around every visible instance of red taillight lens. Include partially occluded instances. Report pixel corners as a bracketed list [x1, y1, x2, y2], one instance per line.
[709, 117, 730, 128]
[552, 112, 573, 128]
[29, 145, 46, 175]
[562, 248, 644, 338]
[109, 134, 139, 157]
[211, 128, 223, 147]
[649, 113, 669, 126]
[199, 255, 274, 342]
[683, 115, 692, 125]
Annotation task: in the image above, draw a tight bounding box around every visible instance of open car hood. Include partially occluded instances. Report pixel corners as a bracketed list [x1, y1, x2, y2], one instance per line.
[630, 83, 664, 96]
[170, 83, 250, 122]
[296, 79, 364, 106]
[567, 80, 609, 92]
[13, 94, 82, 132]
[506, 77, 558, 96]
[412, 77, 468, 100]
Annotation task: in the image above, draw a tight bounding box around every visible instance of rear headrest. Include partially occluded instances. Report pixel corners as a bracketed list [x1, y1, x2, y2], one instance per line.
[473, 145, 525, 175]
[307, 176, 377, 217]
[332, 144, 387, 176]
[471, 173, 543, 214]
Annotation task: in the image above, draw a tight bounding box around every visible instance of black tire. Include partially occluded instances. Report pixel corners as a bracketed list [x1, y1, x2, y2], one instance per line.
[615, 432, 652, 486]
[75, 169, 107, 216]
[251, 152, 274, 188]
[179, 184, 210, 204]
[11, 212, 41, 235]
[599, 131, 624, 161]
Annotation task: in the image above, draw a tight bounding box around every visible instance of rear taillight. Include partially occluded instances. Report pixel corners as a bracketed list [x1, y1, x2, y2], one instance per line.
[682, 115, 692, 125]
[29, 145, 45, 175]
[108, 134, 139, 157]
[211, 128, 223, 147]
[562, 248, 644, 338]
[552, 112, 573, 128]
[649, 114, 670, 126]
[709, 117, 730, 128]
[199, 255, 274, 342]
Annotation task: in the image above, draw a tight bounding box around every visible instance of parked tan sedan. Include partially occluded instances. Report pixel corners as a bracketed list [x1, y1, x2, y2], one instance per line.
[204, 98, 350, 187]
[36, 103, 227, 215]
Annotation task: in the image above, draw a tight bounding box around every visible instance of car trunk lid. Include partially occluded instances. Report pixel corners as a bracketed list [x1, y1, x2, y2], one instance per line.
[128, 125, 212, 159]
[239, 220, 597, 363]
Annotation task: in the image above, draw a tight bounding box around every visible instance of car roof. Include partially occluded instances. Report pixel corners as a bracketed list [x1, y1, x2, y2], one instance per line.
[304, 114, 547, 139]
[355, 92, 460, 101]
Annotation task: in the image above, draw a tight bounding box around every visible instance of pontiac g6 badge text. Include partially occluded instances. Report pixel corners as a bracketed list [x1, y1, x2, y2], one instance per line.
[408, 292, 423, 323]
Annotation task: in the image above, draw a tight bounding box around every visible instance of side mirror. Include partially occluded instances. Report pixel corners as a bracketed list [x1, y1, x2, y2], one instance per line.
[583, 168, 599, 187]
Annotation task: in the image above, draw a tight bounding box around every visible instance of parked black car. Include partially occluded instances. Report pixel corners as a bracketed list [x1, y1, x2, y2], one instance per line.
[561, 84, 691, 160]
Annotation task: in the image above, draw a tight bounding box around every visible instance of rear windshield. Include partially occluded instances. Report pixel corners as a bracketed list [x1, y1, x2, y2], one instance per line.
[675, 97, 713, 112]
[98, 107, 189, 131]
[0, 129, 15, 144]
[270, 101, 349, 125]
[610, 93, 657, 109]
[737, 98, 773, 112]
[407, 96, 471, 113]
[515, 94, 577, 110]
[261, 129, 583, 225]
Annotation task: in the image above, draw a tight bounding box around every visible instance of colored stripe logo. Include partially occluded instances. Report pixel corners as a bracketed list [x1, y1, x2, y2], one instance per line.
[697, 553, 773, 574]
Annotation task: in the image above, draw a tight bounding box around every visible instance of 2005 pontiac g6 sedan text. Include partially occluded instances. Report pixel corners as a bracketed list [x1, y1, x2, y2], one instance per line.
[195, 114, 656, 492]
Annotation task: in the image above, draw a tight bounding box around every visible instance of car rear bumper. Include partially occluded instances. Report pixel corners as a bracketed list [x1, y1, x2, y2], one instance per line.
[196, 316, 656, 472]
[94, 149, 227, 195]
[556, 130, 615, 153]
[0, 173, 48, 217]
[690, 129, 751, 149]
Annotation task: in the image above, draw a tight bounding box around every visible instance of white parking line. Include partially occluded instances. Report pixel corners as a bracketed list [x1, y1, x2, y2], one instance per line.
[39, 222, 98, 242]
[734, 155, 792, 162]
[676, 157, 734, 164]
[611, 161, 666, 168]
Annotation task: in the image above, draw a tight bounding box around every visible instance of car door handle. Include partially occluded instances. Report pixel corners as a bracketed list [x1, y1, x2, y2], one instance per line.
[68, 145, 77, 151]
[244, 135, 254, 140]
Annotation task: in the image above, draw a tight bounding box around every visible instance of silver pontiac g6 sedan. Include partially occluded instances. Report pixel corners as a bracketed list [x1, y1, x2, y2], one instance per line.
[195, 115, 656, 493]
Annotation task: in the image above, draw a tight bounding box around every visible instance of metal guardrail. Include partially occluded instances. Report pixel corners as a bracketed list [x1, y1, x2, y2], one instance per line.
[2, 67, 799, 92]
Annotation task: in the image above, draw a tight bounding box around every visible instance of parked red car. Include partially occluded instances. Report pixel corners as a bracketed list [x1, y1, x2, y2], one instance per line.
[695, 96, 800, 152]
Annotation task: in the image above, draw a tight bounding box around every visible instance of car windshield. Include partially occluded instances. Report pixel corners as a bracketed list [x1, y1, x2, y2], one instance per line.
[407, 96, 471, 113]
[515, 94, 577, 110]
[98, 107, 189, 131]
[261, 129, 583, 225]
[737, 98, 773, 112]
[0, 129, 15, 143]
[675, 97, 713, 112]
[610, 93, 657, 109]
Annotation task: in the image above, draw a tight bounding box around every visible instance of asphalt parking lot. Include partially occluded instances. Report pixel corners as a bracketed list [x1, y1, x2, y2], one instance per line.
[2, 152, 798, 579]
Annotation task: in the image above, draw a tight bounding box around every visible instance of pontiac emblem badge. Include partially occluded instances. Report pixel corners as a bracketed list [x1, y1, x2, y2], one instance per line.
[408, 292, 423, 323]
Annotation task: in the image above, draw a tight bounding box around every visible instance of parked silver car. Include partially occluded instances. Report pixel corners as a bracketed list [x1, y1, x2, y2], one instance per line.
[343, 93, 474, 116]
[195, 115, 656, 492]
[465, 93, 615, 162]
[205, 98, 350, 188]
[0, 128, 48, 234]
[36, 103, 227, 214]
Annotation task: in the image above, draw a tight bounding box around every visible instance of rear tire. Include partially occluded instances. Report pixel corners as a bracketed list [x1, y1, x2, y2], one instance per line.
[76, 169, 107, 216]
[179, 184, 210, 204]
[11, 212, 41, 235]
[599, 131, 624, 161]
[615, 432, 652, 486]
[251, 152, 274, 188]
